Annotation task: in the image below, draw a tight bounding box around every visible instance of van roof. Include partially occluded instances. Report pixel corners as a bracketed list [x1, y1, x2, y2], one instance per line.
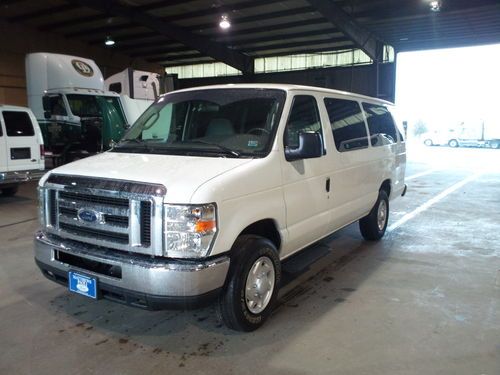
[0, 104, 32, 111]
[167, 83, 394, 105]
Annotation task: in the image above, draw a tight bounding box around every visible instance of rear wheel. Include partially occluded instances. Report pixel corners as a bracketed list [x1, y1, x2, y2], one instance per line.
[218, 235, 281, 331]
[359, 190, 389, 241]
[1, 185, 19, 197]
[490, 141, 499, 149]
[448, 139, 459, 148]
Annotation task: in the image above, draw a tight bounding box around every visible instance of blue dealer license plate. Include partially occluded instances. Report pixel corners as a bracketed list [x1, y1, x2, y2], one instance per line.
[68, 271, 98, 299]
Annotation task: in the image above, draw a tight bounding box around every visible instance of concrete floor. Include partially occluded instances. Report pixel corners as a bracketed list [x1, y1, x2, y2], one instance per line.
[0, 144, 499, 375]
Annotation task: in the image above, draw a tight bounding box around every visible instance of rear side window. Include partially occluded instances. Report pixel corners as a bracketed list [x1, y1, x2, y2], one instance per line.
[285, 95, 322, 148]
[362, 103, 397, 147]
[109, 82, 122, 94]
[3, 111, 35, 137]
[324, 98, 368, 152]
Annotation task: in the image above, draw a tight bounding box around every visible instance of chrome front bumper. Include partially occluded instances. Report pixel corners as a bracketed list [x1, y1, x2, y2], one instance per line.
[0, 169, 45, 185]
[34, 231, 230, 309]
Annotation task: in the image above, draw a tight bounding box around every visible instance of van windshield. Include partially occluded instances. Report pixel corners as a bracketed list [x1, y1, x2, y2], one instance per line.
[114, 88, 286, 158]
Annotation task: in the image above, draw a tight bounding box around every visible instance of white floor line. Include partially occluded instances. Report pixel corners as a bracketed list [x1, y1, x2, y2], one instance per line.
[388, 172, 482, 232]
[406, 168, 440, 181]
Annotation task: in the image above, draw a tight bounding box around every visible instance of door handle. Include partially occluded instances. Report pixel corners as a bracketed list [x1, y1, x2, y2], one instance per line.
[326, 177, 331, 192]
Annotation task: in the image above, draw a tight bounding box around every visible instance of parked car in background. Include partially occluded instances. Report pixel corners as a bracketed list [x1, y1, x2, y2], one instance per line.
[422, 129, 458, 147]
[0, 105, 45, 196]
[423, 123, 500, 149]
[34, 84, 406, 331]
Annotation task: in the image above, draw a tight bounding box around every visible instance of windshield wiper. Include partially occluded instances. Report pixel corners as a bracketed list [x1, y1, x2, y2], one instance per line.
[187, 140, 241, 157]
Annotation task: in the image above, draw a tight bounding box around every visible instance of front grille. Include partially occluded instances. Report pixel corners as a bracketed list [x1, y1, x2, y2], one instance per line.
[59, 207, 129, 228]
[59, 191, 128, 208]
[55, 250, 122, 279]
[49, 190, 57, 226]
[59, 222, 129, 244]
[140, 201, 152, 247]
[43, 176, 164, 255]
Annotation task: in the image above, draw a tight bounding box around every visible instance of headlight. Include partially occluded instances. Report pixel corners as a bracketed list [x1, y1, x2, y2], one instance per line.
[163, 203, 217, 258]
[38, 187, 46, 227]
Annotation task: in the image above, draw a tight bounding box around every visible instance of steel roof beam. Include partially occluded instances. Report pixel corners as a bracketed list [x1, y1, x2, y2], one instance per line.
[8, 4, 79, 22]
[148, 37, 353, 63]
[65, 0, 254, 74]
[128, 29, 347, 57]
[307, 0, 383, 61]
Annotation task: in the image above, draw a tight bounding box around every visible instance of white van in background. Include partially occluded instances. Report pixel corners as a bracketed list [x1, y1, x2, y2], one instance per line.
[35, 84, 406, 331]
[0, 105, 45, 196]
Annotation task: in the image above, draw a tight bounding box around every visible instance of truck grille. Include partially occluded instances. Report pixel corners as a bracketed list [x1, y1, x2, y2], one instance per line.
[42, 175, 165, 256]
[59, 191, 129, 208]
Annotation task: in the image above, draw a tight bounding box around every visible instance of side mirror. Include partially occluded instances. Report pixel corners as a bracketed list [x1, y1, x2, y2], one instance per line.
[285, 132, 323, 162]
[42, 96, 51, 119]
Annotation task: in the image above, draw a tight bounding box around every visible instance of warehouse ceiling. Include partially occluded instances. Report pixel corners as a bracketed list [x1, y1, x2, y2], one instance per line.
[2, 0, 500, 73]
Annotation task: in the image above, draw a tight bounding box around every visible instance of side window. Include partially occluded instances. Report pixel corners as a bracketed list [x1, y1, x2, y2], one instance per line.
[109, 82, 122, 94]
[3, 111, 35, 137]
[362, 103, 397, 147]
[285, 95, 322, 148]
[0, 114, 3, 137]
[324, 98, 368, 152]
[49, 95, 67, 116]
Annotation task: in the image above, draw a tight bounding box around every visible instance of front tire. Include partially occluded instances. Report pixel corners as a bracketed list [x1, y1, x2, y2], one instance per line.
[359, 190, 389, 241]
[424, 139, 433, 146]
[218, 235, 281, 331]
[448, 139, 459, 148]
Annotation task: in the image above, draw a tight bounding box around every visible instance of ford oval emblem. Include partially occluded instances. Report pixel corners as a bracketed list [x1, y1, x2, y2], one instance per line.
[77, 208, 98, 223]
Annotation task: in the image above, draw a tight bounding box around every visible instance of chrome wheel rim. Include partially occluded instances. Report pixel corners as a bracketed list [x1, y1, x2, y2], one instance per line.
[245, 256, 275, 314]
[377, 200, 387, 231]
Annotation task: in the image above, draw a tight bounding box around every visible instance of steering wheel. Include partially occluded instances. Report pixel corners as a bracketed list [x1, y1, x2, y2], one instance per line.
[246, 128, 270, 135]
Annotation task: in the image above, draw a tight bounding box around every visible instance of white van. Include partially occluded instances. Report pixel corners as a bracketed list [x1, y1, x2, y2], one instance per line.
[34, 84, 406, 331]
[0, 105, 45, 196]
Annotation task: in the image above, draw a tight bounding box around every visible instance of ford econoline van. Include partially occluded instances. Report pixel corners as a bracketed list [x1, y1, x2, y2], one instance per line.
[0, 105, 45, 196]
[35, 84, 406, 331]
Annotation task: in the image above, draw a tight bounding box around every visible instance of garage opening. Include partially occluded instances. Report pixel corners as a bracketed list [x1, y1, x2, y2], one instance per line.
[395, 44, 500, 171]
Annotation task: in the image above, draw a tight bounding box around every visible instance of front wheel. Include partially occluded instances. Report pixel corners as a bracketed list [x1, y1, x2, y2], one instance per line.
[359, 190, 389, 241]
[424, 139, 433, 146]
[218, 235, 281, 331]
[448, 139, 459, 148]
[490, 141, 499, 149]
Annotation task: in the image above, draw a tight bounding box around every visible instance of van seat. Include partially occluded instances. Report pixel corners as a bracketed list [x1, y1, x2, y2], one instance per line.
[205, 118, 235, 137]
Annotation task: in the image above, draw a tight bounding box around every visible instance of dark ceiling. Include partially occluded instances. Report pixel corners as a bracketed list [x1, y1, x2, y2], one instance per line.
[2, 0, 500, 72]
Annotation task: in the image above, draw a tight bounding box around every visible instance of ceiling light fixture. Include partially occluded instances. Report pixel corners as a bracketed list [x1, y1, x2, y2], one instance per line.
[219, 14, 231, 29]
[104, 35, 115, 46]
[429, 1, 441, 12]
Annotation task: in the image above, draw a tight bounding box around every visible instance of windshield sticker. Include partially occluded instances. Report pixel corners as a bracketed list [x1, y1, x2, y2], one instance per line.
[248, 140, 259, 147]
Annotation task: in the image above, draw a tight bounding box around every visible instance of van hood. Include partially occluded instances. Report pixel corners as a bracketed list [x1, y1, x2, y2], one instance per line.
[44, 152, 253, 203]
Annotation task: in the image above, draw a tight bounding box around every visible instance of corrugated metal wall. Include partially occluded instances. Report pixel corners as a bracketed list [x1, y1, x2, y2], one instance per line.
[176, 63, 397, 102]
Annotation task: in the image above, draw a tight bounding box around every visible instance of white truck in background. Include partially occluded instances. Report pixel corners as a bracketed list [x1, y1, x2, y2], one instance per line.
[105, 68, 161, 100]
[105, 68, 160, 123]
[424, 121, 500, 149]
[25, 53, 153, 165]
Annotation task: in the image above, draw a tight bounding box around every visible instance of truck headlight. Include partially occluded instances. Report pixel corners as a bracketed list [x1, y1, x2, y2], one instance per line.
[38, 187, 46, 227]
[163, 203, 217, 258]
